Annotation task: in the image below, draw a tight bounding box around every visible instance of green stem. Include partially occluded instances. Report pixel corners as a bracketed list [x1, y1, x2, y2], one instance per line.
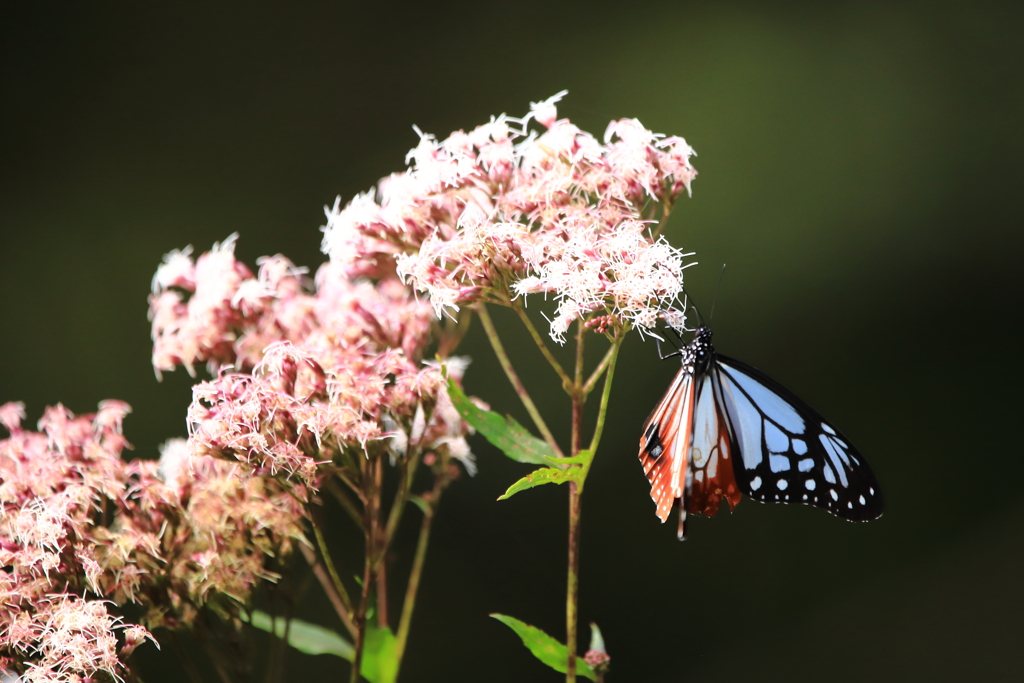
[383, 447, 422, 552]
[651, 197, 674, 240]
[585, 338, 622, 479]
[351, 457, 380, 683]
[325, 478, 365, 530]
[393, 472, 447, 678]
[511, 298, 572, 390]
[310, 505, 357, 634]
[350, 555, 373, 683]
[574, 318, 585, 393]
[581, 343, 616, 397]
[477, 303, 563, 457]
[300, 544, 356, 638]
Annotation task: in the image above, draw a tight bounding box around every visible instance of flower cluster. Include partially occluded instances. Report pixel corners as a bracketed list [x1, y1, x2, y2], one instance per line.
[128, 439, 307, 625]
[0, 402, 151, 681]
[0, 402, 306, 681]
[321, 92, 697, 341]
[150, 240, 477, 485]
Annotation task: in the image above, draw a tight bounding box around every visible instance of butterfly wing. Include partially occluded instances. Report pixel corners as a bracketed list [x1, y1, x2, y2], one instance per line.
[638, 366, 695, 523]
[686, 373, 743, 518]
[714, 355, 883, 521]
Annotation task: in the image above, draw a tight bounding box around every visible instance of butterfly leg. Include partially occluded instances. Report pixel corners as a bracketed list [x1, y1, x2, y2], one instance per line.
[656, 336, 683, 361]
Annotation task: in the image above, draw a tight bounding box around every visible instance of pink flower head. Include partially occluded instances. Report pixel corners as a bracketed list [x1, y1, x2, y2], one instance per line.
[320, 93, 698, 341]
[0, 403, 26, 434]
[0, 405, 164, 679]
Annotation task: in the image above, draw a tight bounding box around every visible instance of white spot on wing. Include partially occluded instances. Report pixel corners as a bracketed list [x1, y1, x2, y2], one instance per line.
[823, 464, 836, 485]
[798, 458, 814, 472]
[859, 495, 866, 505]
[821, 422, 836, 435]
[769, 455, 791, 473]
[829, 489, 839, 501]
[750, 476, 762, 491]
[777, 479, 788, 491]
[805, 479, 816, 491]
[792, 439, 808, 455]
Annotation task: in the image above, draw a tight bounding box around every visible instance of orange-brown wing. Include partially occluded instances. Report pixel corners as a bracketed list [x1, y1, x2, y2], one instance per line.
[638, 367, 695, 523]
[686, 373, 742, 518]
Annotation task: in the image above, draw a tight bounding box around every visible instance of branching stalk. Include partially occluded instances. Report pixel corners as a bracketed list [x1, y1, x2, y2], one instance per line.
[350, 457, 381, 683]
[511, 299, 572, 390]
[477, 303, 563, 457]
[325, 478, 365, 530]
[651, 197, 675, 240]
[586, 339, 621, 477]
[393, 471, 448, 678]
[309, 506, 356, 627]
[581, 344, 617, 397]
[299, 544, 356, 638]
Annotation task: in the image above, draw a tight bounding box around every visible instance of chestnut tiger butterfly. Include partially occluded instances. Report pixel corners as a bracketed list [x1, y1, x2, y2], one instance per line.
[638, 314, 883, 540]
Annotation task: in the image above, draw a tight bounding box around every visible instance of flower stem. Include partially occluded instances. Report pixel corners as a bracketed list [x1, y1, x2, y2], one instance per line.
[651, 197, 674, 240]
[511, 299, 572, 390]
[310, 504, 357, 635]
[300, 544, 357, 638]
[586, 338, 621, 477]
[351, 457, 381, 683]
[393, 471, 448, 678]
[477, 303, 563, 457]
[325, 478, 366, 530]
[581, 343, 617, 397]
[566, 480, 581, 683]
[566, 320, 586, 683]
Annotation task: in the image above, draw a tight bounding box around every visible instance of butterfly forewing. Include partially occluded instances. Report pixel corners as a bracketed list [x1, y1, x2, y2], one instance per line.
[715, 355, 883, 521]
[638, 367, 695, 523]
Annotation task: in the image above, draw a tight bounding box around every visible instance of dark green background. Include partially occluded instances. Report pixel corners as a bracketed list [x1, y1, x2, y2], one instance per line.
[3, 2, 1022, 680]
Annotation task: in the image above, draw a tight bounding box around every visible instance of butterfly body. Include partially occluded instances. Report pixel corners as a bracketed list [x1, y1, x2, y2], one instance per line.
[638, 325, 883, 539]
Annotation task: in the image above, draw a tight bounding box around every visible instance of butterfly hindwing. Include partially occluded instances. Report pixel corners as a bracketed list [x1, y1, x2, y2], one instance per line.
[686, 374, 742, 518]
[714, 355, 883, 521]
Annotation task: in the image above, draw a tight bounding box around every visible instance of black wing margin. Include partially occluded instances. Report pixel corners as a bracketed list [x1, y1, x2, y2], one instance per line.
[713, 355, 883, 522]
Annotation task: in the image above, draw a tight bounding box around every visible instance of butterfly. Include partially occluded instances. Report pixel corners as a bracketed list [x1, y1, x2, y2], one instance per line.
[638, 321, 883, 539]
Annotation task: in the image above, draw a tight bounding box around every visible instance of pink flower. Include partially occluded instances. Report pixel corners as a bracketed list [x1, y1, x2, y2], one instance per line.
[320, 93, 698, 341]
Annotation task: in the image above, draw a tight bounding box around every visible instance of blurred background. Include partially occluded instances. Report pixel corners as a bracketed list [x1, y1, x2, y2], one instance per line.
[2, 1, 1022, 680]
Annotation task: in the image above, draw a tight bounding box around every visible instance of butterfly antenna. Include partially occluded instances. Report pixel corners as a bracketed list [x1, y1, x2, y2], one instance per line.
[709, 264, 727, 322]
[680, 286, 705, 329]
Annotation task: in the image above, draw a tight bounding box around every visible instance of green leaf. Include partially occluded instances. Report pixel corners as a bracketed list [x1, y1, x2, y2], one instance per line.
[245, 610, 354, 660]
[362, 625, 398, 683]
[447, 378, 556, 465]
[490, 614, 595, 681]
[245, 611, 398, 683]
[496, 466, 581, 501]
